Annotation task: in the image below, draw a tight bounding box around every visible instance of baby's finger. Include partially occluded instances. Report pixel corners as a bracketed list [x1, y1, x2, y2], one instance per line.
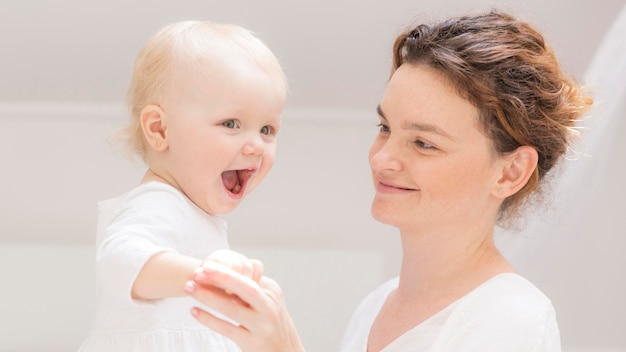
[207, 249, 243, 273]
[250, 259, 264, 283]
[238, 258, 255, 281]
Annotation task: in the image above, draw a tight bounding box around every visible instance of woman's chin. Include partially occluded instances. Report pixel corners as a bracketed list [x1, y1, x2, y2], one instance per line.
[371, 207, 399, 226]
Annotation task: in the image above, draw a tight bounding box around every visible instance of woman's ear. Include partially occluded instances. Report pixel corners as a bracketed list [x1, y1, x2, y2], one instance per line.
[494, 145, 538, 198]
[140, 105, 168, 152]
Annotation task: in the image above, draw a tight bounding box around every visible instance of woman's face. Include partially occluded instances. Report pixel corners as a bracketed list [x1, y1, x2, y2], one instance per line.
[369, 63, 504, 232]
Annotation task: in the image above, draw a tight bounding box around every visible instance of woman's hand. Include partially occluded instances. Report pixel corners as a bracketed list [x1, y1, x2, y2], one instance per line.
[202, 249, 264, 283]
[184, 263, 305, 352]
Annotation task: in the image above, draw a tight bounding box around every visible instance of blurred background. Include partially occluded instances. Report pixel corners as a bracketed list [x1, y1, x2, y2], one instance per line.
[0, 0, 624, 351]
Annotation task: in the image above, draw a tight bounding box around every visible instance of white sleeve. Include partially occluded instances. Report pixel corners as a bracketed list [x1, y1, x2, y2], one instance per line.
[435, 288, 561, 352]
[95, 189, 188, 305]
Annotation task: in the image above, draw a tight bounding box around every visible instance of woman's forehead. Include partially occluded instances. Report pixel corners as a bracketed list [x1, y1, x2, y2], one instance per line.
[382, 64, 479, 130]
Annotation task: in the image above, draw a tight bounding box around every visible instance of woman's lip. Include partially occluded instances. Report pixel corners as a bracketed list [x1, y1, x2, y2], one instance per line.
[376, 180, 418, 193]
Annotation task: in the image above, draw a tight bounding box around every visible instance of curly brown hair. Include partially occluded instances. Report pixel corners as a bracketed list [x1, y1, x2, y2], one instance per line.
[392, 10, 593, 221]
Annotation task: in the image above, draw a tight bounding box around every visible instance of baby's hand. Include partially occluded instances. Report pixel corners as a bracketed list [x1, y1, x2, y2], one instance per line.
[199, 249, 263, 283]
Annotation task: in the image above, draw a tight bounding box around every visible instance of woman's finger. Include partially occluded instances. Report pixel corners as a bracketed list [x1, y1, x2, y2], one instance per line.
[190, 305, 249, 343]
[193, 262, 270, 312]
[187, 268, 305, 352]
[185, 279, 255, 325]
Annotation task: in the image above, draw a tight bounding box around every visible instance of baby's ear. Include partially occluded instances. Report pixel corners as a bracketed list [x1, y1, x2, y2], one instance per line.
[140, 105, 168, 151]
[493, 145, 538, 198]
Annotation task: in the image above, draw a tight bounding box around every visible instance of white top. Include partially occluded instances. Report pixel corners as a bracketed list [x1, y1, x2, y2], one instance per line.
[78, 182, 240, 352]
[340, 273, 560, 352]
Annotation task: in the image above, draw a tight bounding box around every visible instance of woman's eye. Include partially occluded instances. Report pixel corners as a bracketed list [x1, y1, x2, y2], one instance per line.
[415, 140, 435, 149]
[377, 123, 390, 133]
[260, 125, 273, 135]
[222, 120, 240, 129]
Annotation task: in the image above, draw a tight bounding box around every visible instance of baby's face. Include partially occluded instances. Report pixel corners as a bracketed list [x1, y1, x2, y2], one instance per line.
[158, 60, 286, 214]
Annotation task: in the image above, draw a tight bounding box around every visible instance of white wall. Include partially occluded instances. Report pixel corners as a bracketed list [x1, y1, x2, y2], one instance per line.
[1, 1, 625, 351]
[2, 97, 625, 351]
[0, 0, 622, 107]
[0, 243, 388, 352]
[0, 105, 401, 351]
[0, 244, 95, 352]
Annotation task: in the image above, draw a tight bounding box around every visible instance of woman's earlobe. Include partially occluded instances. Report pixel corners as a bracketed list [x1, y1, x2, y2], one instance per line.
[140, 105, 168, 151]
[495, 145, 539, 197]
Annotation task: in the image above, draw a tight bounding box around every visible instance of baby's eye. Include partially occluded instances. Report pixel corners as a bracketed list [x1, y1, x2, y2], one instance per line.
[377, 123, 390, 133]
[222, 120, 240, 129]
[260, 125, 273, 135]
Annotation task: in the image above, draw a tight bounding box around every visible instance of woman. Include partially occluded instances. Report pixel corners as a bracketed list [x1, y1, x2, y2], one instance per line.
[184, 10, 592, 351]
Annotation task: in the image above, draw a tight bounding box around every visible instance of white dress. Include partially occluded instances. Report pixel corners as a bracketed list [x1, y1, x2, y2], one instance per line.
[340, 273, 560, 352]
[78, 182, 240, 352]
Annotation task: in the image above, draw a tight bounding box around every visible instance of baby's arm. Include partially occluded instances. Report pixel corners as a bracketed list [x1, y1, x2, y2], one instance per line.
[131, 249, 262, 300]
[131, 252, 202, 300]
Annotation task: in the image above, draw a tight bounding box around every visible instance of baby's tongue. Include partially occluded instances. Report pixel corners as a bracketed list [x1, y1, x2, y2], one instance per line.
[222, 170, 238, 190]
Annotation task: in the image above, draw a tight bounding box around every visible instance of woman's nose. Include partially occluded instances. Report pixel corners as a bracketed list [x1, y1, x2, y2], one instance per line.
[369, 140, 402, 172]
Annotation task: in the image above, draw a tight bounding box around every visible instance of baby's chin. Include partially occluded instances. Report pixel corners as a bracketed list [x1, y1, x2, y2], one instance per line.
[189, 191, 241, 216]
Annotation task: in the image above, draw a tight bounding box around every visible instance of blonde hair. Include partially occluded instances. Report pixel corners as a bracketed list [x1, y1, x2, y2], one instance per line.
[121, 21, 287, 159]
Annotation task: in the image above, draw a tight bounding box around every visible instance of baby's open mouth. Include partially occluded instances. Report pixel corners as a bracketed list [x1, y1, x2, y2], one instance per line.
[222, 169, 255, 195]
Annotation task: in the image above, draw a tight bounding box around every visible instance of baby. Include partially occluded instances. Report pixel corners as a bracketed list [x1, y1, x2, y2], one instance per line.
[78, 20, 287, 352]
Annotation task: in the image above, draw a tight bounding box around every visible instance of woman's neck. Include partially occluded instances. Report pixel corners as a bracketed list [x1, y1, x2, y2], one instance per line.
[395, 224, 514, 302]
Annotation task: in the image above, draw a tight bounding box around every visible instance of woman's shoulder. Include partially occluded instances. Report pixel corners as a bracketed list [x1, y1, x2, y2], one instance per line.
[429, 273, 561, 350]
[449, 273, 560, 342]
[466, 273, 554, 313]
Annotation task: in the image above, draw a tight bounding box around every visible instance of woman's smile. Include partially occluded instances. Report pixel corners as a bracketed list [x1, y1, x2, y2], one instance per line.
[375, 178, 419, 194]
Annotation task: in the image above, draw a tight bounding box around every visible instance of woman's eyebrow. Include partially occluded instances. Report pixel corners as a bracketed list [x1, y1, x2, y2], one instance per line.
[402, 121, 454, 140]
[377, 104, 454, 140]
[377, 105, 386, 120]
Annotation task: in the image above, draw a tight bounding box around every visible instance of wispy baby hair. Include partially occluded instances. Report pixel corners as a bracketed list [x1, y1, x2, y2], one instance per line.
[121, 20, 287, 160]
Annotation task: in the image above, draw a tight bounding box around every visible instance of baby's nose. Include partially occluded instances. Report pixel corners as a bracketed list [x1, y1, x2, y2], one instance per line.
[242, 135, 264, 156]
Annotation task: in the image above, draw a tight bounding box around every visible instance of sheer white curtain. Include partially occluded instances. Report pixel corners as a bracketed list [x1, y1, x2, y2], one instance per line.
[497, 4, 626, 351]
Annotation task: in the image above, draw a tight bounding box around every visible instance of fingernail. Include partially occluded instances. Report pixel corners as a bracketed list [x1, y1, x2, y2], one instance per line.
[193, 266, 204, 277]
[184, 281, 197, 294]
[191, 307, 199, 317]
